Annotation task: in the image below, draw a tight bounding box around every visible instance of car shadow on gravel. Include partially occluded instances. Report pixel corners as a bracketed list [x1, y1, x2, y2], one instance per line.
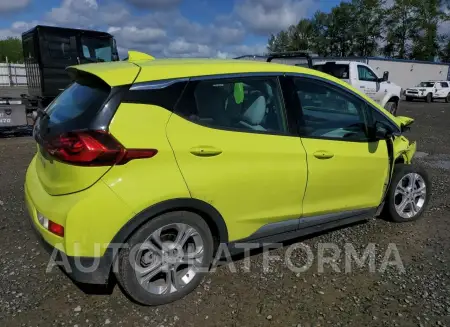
[216, 220, 368, 265]
[63, 220, 368, 298]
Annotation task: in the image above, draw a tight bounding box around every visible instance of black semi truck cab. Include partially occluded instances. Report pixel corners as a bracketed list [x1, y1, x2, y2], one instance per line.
[21, 25, 119, 114]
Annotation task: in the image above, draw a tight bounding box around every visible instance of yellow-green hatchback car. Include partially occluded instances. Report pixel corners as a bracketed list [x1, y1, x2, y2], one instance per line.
[25, 51, 430, 306]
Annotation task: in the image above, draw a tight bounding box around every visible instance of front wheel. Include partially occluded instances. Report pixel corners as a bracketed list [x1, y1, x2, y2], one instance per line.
[384, 101, 398, 115]
[115, 211, 215, 306]
[405, 96, 412, 102]
[426, 93, 432, 103]
[384, 164, 431, 223]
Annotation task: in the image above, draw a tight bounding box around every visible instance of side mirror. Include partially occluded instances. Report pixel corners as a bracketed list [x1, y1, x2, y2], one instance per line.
[374, 121, 391, 140]
[382, 71, 389, 82]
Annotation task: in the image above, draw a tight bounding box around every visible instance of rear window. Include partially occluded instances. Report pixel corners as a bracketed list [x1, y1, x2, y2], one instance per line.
[314, 64, 350, 79]
[45, 79, 110, 125]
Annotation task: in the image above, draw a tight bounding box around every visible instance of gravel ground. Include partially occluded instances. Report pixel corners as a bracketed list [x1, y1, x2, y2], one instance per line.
[0, 100, 449, 327]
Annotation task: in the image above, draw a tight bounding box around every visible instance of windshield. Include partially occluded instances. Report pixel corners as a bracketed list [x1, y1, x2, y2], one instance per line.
[81, 36, 113, 62]
[418, 82, 435, 87]
[314, 64, 350, 79]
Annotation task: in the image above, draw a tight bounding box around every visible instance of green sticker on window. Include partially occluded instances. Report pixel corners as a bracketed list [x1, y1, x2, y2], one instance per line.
[234, 82, 244, 104]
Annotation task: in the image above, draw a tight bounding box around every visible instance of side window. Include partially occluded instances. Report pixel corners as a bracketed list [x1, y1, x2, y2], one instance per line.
[82, 45, 90, 58]
[293, 77, 370, 141]
[371, 108, 399, 133]
[357, 65, 378, 82]
[175, 76, 288, 134]
[441, 82, 448, 88]
[44, 34, 72, 59]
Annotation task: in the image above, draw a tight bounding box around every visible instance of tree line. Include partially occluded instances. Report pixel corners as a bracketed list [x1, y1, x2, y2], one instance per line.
[267, 0, 450, 62]
[0, 37, 24, 63]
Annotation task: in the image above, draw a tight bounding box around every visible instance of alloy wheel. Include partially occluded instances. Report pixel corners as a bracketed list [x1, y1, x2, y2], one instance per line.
[132, 223, 205, 295]
[394, 173, 427, 219]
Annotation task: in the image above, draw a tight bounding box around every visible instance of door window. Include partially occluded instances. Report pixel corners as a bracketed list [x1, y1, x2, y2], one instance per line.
[357, 65, 378, 82]
[175, 76, 288, 134]
[440, 82, 449, 88]
[293, 77, 370, 141]
[43, 34, 73, 59]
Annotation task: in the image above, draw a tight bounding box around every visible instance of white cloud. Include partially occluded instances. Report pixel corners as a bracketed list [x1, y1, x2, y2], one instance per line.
[231, 44, 268, 57]
[1, 0, 278, 58]
[46, 0, 98, 27]
[164, 38, 213, 57]
[125, 0, 182, 10]
[235, 0, 314, 35]
[100, 3, 131, 25]
[0, 0, 31, 12]
[110, 26, 167, 44]
[173, 17, 245, 46]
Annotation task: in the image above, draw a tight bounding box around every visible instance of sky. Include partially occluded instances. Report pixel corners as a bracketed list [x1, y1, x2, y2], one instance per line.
[0, 0, 350, 59]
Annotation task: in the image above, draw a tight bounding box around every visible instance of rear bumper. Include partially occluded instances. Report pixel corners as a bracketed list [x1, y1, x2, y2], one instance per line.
[24, 155, 132, 285]
[28, 215, 112, 284]
[26, 187, 113, 285]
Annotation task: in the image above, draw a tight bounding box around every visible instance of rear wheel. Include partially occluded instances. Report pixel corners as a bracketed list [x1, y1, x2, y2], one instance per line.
[445, 93, 450, 103]
[384, 101, 398, 115]
[115, 211, 214, 306]
[426, 93, 432, 103]
[384, 164, 430, 223]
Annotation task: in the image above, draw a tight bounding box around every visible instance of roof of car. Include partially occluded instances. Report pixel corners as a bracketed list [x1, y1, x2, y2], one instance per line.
[67, 56, 402, 126]
[68, 58, 322, 86]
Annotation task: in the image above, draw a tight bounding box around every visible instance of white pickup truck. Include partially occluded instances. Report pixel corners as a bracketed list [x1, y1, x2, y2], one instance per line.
[404, 81, 450, 103]
[312, 61, 402, 115]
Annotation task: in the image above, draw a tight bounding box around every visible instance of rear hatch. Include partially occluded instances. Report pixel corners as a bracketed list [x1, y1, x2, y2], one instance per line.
[33, 62, 140, 195]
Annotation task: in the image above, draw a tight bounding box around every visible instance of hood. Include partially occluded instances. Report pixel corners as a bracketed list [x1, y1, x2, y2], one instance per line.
[393, 115, 414, 131]
[407, 86, 432, 91]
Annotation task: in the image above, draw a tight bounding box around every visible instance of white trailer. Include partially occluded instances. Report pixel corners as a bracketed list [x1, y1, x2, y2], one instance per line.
[239, 55, 450, 89]
[359, 58, 450, 90]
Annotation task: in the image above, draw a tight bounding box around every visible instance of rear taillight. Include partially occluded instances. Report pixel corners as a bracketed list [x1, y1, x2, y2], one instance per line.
[43, 130, 157, 166]
[37, 212, 64, 237]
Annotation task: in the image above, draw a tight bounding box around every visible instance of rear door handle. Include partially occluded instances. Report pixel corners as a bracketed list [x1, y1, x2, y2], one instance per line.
[360, 86, 365, 88]
[190, 146, 222, 157]
[313, 150, 334, 159]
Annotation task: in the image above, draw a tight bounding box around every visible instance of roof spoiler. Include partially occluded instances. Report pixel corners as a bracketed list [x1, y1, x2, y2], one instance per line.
[234, 51, 313, 68]
[123, 50, 155, 62]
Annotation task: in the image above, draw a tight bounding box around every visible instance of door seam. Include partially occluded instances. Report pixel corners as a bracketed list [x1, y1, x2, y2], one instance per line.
[165, 113, 193, 198]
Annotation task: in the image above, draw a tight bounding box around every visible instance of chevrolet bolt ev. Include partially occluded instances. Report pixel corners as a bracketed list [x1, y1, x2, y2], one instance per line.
[25, 51, 430, 306]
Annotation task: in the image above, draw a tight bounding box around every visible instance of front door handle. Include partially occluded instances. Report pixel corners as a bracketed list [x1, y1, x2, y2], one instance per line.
[360, 86, 366, 88]
[190, 146, 222, 157]
[313, 150, 334, 159]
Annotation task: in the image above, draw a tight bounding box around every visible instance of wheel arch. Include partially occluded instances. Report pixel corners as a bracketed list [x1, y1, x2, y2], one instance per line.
[387, 95, 400, 105]
[109, 198, 229, 247]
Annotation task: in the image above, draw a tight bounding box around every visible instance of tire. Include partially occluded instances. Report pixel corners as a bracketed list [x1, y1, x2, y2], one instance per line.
[115, 211, 214, 306]
[384, 164, 431, 223]
[405, 96, 412, 102]
[445, 93, 450, 103]
[384, 101, 398, 115]
[426, 93, 432, 103]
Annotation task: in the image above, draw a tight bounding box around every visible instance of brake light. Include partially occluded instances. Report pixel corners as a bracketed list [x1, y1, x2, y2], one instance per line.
[48, 221, 65, 237]
[43, 130, 157, 166]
